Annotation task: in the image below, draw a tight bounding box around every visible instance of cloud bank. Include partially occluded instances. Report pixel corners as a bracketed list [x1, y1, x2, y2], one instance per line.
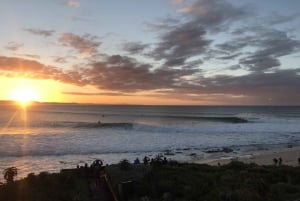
[1, 0, 300, 104]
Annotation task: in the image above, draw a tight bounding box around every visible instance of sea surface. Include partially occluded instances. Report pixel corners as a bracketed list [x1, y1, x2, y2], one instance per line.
[1, 103, 300, 180]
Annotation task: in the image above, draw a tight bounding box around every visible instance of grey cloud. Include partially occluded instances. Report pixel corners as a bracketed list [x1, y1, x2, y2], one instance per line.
[58, 33, 101, 56]
[243, 29, 300, 71]
[180, 0, 251, 30]
[146, 16, 181, 31]
[84, 54, 197, 92]
[24, 28, 55, 37]
[218, 53, 241, 60]
[229, 27, 300, 57]
[173, 3, 300, 71]
[265, 12, 300, 25]
[254, 29, 300, 57]
[123, 42, 149, 54]
[216, 41, 248, 53]
[164, 57, 187, 67]
[182, 59, 203, 69]
[150, 22, 211, 67]
[227, 64, 241, 70]
[240, 56, 280, 72]
[147, 0, 251, 67]
[216, 28, 300, 71]
[5, 42, 23, 51]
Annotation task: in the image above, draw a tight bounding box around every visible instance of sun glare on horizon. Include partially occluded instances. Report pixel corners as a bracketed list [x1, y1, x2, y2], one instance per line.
[10, 87, 40, 106]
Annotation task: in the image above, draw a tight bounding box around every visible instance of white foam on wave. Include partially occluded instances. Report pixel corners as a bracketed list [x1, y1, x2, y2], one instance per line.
[0, 117, 299, 157]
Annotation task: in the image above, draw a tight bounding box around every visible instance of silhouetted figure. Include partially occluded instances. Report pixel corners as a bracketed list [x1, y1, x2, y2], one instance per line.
[134, 157, 140, 165]
[298, 157, 300, 165]
[273, 158, 278, 165]
[92, 159, 103, 186]
[84, 163, 89, 176]
[163, 157, 168, 165]
[143, 156, 150, 165]
[278, 157, 282, 165]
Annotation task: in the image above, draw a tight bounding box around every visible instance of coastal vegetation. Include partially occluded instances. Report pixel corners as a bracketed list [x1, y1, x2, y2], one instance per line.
[0, 170, 89, 201]
[1, 161, 300, 201]
[108, 161, 300, 201]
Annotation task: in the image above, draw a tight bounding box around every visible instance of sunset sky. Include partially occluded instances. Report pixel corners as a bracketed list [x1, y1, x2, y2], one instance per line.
[1, 0, 300, 105]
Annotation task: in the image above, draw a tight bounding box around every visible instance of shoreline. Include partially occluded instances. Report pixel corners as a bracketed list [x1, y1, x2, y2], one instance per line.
[1, 143, 300, 183]
[194, 145, 300, 166]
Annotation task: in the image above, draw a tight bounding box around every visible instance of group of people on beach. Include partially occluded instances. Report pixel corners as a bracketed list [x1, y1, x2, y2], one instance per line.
[133, 154, 171, 166]
[273, 157, 300, 166]
[273, 157, 283, 165]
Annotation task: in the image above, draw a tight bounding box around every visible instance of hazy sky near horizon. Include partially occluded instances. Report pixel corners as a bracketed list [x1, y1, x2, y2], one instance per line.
[0, 0, 300, 105]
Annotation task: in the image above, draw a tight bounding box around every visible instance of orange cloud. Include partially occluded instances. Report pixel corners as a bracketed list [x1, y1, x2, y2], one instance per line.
[0, 56, 85, 86]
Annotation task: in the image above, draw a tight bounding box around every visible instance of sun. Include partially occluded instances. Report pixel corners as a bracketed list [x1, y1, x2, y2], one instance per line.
[10, 87, 40, 106]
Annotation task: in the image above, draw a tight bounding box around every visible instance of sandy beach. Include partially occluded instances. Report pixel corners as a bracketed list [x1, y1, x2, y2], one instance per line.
[196, 146, 300, 166]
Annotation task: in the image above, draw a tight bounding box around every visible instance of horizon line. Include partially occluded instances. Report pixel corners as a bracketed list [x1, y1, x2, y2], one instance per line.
[0, 100, 300, 107]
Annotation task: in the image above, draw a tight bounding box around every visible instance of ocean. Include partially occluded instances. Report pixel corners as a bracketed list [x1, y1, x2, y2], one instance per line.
[1, 103, 300, 181]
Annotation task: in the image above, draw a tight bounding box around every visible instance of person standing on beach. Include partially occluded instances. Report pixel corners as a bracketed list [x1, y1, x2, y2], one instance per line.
[273, 158, 278, 165]
[278, 157, 282, 165]
[134, 158, 140, 165]
[143, 156, 150, 165]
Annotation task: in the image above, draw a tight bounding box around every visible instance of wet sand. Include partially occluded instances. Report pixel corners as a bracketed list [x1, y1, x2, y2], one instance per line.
[195, 146, 300, 166]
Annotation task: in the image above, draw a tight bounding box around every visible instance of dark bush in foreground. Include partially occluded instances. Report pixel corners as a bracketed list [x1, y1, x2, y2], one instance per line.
[0, 171, 89, 201]
[107, 161, 300, 201]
